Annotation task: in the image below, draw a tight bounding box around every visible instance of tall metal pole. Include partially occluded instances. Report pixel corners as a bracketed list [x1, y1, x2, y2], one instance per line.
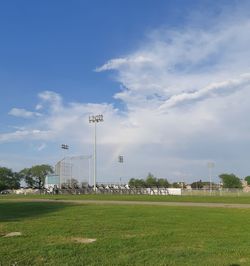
[209, 166, 212, 194]
[118, 155, 124, 185]
[94, 121, 97, 191]
[89, 114, 103, 191]
[61, 144, 69, 188]
[70, 156, 72, 188]
[88, 156, 91, 186]
[207, 162, 214, 195]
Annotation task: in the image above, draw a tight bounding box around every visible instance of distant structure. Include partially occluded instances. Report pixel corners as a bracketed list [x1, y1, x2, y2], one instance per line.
[54, 155, 92, 188]
[44, 174, 60, 189]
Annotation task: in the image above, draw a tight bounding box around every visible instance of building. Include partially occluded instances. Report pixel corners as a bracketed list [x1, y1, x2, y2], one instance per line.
[44, 174, 60, 189]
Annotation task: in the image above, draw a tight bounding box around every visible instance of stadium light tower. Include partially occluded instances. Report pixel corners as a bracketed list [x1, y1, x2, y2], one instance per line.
[61, 144, 69, 187]
[89, 114, 104, 191]
[118, 155, 124, 163]
[118, 155, 124, 185]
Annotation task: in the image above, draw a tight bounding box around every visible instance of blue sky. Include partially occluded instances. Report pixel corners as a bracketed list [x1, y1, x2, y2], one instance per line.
[0, 0, 230, 108]
[1, 0, 250, 183]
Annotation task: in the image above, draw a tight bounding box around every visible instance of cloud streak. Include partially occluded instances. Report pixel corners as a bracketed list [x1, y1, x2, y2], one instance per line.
[159, 73, 250, 110]
[9, 108, 42, 119]
[0, 129, 52, 143]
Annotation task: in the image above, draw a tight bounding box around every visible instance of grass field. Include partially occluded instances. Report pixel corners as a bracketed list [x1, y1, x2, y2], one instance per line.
[1, 199, 250, 265]
[3, 193, 250, 204]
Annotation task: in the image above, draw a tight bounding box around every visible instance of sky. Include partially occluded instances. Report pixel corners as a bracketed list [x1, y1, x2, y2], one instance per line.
[1, 0, 250, 183]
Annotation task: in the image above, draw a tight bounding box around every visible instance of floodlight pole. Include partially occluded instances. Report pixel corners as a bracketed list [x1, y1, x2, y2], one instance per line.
[70, 156, 72, 188]
[88, 156, 92, 186]
[118, 155, 124, 185]
[94, 121, 97, 190]
[207, 162, 214, 195]
[89, 114, 104, 191]
[61, 144, 69, 187]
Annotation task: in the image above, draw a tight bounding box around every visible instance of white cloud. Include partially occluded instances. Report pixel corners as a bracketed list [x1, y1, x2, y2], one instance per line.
[97, 19, 250, 112]
[8, 108, 42, 118]
[158, 74, 250, 111]
[95, 58, 128, 72]
[95, 56, 152, 72]
[0, 129, 52, 143]
[35, 104, 43, 111]
[38, 91, 62, 112]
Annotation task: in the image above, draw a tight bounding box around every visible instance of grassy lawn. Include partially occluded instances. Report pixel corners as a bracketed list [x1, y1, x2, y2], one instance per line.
[1, 201, 250, 265]
[3, 193, 250, 204]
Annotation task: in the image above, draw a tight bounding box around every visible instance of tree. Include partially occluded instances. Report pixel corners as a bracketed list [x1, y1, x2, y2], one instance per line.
[135, 179, 146, 188]
[19, 168, 34, 187]
[172, 182, 182, 188]
[128, 173, 169, 188]
[0, 167, 20, 191]
[128, 178, 146, 188]
[219, 173, 242, 189]
[20, 165, 53, 189]
[244, 176, 250, 185]
[157, 178, 170, 188]
[190, 180, 215, 189]
[191, 180, 204, 189]
[146, 173, 157, 187]
[128, 178, 136, 187]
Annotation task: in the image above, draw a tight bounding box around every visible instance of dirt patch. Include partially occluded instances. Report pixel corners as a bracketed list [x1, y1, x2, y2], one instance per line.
[3, 232, 22, 238]
[72, 237, 96, 244]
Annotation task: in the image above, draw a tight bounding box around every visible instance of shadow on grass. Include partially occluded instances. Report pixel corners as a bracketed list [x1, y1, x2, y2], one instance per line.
[0, 202, 70, 222]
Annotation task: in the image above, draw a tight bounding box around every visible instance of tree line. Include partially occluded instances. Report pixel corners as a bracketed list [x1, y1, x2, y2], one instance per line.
[191, 174, 245, 189]
[1, 166, 250, 191]
[0, 165, 53, 191]
[128, 173, 182, 188]
[129, 173, 250, 189]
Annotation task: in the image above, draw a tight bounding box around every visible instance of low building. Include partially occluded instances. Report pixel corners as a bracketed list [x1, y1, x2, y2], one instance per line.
[44, 174, 60, 189]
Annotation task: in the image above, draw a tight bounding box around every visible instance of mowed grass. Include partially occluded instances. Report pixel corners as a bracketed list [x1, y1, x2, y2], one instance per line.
[1, 202, 250, 265]
[3, 193, 250, 204]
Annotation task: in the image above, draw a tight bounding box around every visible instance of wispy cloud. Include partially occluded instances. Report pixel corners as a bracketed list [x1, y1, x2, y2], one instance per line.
[97, 18, 250, 112]
[95, 56, 152, 72]
[0, 129, 52, 143]
[159, 74, 250, 110]
[8, 108, 42, 119]
[38, 90, 63, 112]
[35, 104, 43, 111]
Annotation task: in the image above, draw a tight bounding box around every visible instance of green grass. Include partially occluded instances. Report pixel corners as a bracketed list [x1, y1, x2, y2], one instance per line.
[1, 201, 250, 265]
[3, 193, 250, 204]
